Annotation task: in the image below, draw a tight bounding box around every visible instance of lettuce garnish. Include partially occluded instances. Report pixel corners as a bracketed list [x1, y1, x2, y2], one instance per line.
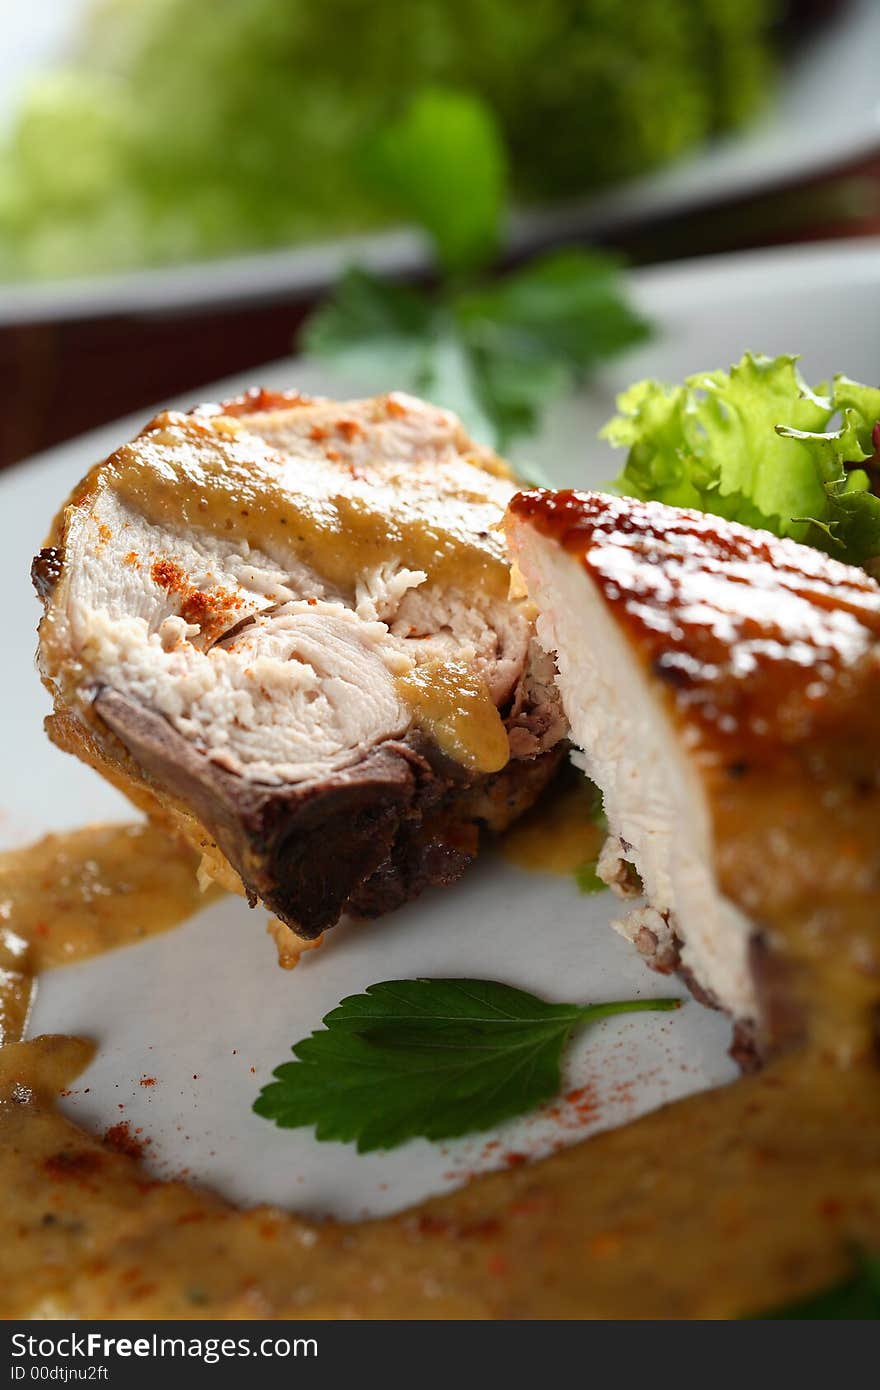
[603, 353, 880, 569]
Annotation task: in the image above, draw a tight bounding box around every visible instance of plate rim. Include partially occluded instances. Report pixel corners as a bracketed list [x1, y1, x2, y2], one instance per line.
[5, 233, 879, 488]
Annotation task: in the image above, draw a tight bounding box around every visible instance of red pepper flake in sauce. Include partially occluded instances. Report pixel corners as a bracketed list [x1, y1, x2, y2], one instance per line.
[175, 1210, 209, 1226]
[43, 1150, 104, 1181]
[128, 1282, 159, 1302]
[103, 1121, 150, 1160]
[563, 1084, 599, 1126]
[509, 1191, 551, 1218]
[608, 1079, 635, 1108]
[150, 558, 243, 643]
[819, 1197, 843, 1219]
[414, 1214, 451, 1237]
[218, 387, 312, 417]
[139, 1076, 156, 1088]
[460, 1218, 502, 1240]
[589, 1231, 623, 1259]
[336, 419, 363, 442]
[150, 557, 182, 590]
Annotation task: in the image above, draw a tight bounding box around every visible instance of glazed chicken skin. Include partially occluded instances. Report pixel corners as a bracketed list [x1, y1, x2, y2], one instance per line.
[33, 390, 564, 942]
[505, 488, 880, 1057]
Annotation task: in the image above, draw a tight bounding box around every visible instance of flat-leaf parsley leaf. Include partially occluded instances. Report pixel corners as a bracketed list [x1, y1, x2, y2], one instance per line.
[254, 978, 679, 1152]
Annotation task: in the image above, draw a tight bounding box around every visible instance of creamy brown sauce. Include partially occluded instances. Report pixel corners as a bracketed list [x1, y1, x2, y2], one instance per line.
[1, 814, 879, 1319]
[0, 823, 213, 1049]
[397, 659, 510, 775]
[0, 817, 211, 1045]
[0, 823, 216, 977]
[102, 412, 513, 601]
[501, 773, 605, 876]
[266, 915, 324, 970]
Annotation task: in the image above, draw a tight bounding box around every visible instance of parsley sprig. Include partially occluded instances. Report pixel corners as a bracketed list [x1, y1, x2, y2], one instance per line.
[305, 89, 651, 451]
[254, 978, 679, 1152]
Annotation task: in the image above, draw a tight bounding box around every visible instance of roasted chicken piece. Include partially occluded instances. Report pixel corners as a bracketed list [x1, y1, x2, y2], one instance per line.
[505, 488, 880, 1059]
[33, 390, 564, 940]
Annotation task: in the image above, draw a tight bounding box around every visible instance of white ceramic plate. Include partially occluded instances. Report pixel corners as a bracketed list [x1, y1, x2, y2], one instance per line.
[1, 0, 878, 324]
[5, 238, 879, 1220]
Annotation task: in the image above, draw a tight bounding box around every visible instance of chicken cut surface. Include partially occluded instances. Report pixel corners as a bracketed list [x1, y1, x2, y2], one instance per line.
[34, 390, 563, 940]
[505, 488, 880, 1053]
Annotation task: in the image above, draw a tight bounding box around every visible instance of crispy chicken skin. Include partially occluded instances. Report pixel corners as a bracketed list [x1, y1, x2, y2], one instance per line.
[32, 391, 563, 941]
[506, 488, 880, 1056]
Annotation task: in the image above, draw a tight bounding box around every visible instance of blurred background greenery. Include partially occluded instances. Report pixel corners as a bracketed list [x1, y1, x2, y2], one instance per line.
[0, 0, 779, 280]
[0, 0, 876, 471]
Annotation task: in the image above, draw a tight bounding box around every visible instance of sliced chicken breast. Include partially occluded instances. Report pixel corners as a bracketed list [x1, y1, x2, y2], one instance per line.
[505, 488, 880, 1057]
[33, 390, 563, 942]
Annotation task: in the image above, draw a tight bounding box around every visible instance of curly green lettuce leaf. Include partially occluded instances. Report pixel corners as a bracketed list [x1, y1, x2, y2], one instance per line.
[604, 353, 880, 568]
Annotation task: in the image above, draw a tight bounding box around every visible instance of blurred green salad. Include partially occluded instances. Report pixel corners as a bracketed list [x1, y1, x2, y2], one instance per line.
[0, 0, 776, 280]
